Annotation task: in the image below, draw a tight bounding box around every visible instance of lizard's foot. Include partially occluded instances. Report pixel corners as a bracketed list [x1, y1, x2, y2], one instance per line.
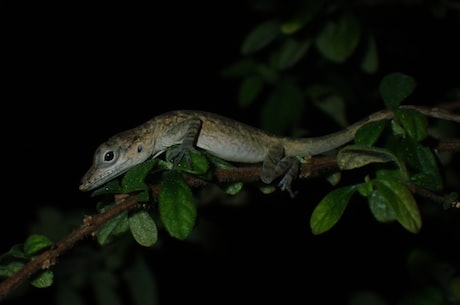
[277, 161, 299, 198]
[261, 146, 300, 197]
[168, 144, 202, 169]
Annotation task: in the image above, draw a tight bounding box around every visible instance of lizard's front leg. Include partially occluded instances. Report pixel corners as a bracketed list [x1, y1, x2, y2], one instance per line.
[167, 117, 203, 167]
[261, 144, 300, 198]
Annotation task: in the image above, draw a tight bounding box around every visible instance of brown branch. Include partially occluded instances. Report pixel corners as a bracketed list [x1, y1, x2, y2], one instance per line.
[407, 184, 460, 208]
[436, 138, 460, 153]
[0, 195, 140, 301]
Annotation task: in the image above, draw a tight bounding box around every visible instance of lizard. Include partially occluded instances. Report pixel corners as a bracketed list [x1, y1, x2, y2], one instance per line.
[79, 109, 409, 197]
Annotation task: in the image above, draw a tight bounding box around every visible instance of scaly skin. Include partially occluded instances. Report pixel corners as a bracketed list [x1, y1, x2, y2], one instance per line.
[79, 109, 396, 195]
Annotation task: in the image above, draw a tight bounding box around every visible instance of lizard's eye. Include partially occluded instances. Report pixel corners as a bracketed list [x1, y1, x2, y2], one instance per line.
[137, 144, 143, 153]
[104, 151, 115, 162]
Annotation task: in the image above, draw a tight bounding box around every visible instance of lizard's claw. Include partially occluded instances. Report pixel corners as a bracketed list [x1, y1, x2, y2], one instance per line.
[168, 144, 201, 169]
[278, 176, 298, 198]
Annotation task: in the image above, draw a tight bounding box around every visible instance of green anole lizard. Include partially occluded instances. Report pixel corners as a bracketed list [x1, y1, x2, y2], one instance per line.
[79, 109, 410, 197]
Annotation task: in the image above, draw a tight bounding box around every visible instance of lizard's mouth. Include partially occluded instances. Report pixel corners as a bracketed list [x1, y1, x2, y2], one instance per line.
[79, 161, 130, 192]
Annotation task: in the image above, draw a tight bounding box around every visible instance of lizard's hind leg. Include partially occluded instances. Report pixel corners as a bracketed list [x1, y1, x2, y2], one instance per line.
[261, 145, 300, 198]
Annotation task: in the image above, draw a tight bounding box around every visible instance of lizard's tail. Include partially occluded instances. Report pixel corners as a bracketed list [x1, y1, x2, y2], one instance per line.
[283, 109, 395, 156]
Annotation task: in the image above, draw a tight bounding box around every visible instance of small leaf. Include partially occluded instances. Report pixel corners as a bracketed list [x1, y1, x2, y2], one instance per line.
[31, 270, 54, 288]
[411, 145, 443, 191]
[220, 59, 256, 78]
[90, 179, 123, 197]
[23, 234, 53, 257]
[337, 145, 395, 170]
[223, 182, 244, 195]
[394, 108, 427, 142]
[159, 171, 197, 240]
[276, 38, 312, 70]
[281, 20, 304, 35]
[388, 137, 443, 191]
[129, 210, 158, 247]
[96, 211, 129, 246]
[326, 172, 341, 186]
[238, 76, 263, 107]
[0, 262, 25, 278]
[379, 72, 416, 108]
[360, 33, 379, 74]
[308, 85, 348, 127]
[255, 63, 279, 83]
[0, 244, 27, 262]
[310, 185, 356, 235]
[314, 12, 361, 63]
[368, 189, 396, 222]
[173, 149, 209, 175]
[281, 1, 323, 34]
[355, 120, 387, 146]
[357, 180, 373, 197]
[260, 82, 304, 134]
[241, 20, 281, 54]
[373, 179, 422, 233]
[259, 184, 277, 194]
[122, 159, 158, 193]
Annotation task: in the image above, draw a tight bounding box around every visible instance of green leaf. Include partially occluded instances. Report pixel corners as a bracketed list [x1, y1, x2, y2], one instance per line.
[355, 120, 387, 146]
[394, 108, 427, 141]
[379, 72, 416, 108]
[260, 82, 304, 134]
[357, 180, 373, 197]
[220, 59, 256, 78]
[373, 179, 422, 233]
[310, 185, 356, 235]
[129, 210, 158, 247]
[337, 145, 395, 171]
[0, 262, 25, 278]
[23, 234, 53, 257]
[90, 179, 123, 197]
[122, 159, 158, 193]
[326, 171, 341, 186]
[0, 244, 27, 262]
[281, 1, 323, 34]
[276, 38, 312, 70]
[314, 12, 361, 63]
[255, 63, 279, 83]
[411, 145, 443, 191]
[241, 20, 281, 54]
[238, 76, 263, 107]
[159, 171, 197, 240]
[173, 149, 209, 176]
[223, 182, 244, 195]
[31, 270, 54, 288]
[375, 168, 403, 181]
[360, 33, 379, 74]
[387, 137, 443, 191]
[307, 84, 348, 127]
[368, 189, 396, 222]
[96, 211, 129, 246]
[259, 184, 277, 194]
[281, 20, 305, 35]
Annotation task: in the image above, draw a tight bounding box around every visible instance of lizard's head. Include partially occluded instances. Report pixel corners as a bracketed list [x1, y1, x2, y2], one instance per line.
[79, 128, 155, 191]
